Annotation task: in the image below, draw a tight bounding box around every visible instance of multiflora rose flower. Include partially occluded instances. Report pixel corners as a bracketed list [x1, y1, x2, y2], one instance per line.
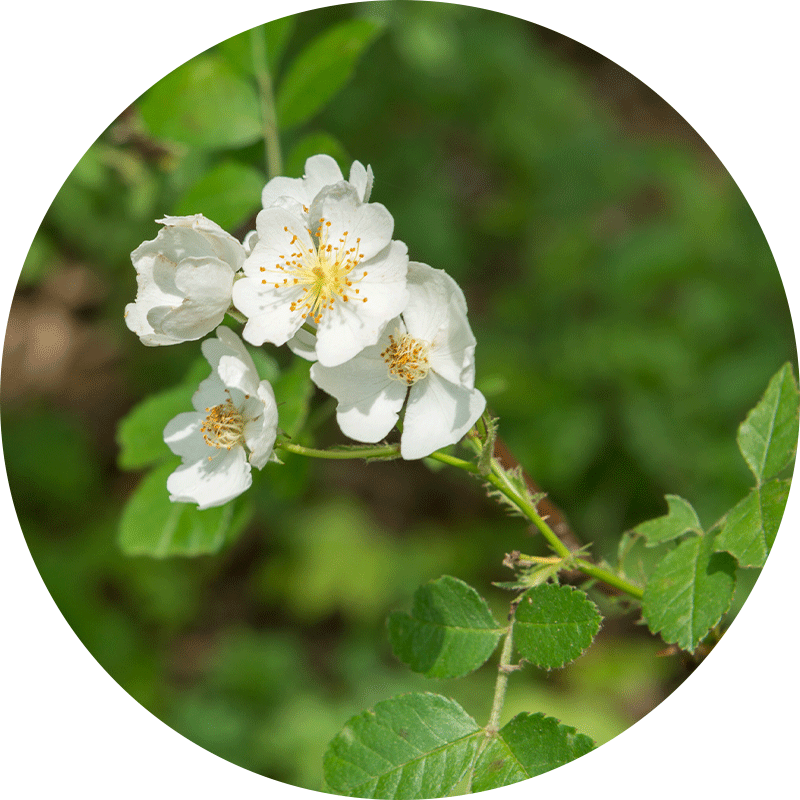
[261, 153, 373, 212]
[232, 181, 409, 367]
[310, 262, 486, 460]
[163, 326, 279, 509]
[125, 215, 245, 346]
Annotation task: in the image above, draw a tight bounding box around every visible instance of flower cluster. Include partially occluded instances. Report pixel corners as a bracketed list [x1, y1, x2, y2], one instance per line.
[127, 154, 485, 507]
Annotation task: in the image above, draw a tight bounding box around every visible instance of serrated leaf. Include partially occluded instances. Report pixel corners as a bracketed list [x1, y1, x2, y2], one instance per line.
[118, 460, 253, 557]
[117, 384, 197, 470]
[642, 533, 736, 652]
[737, 363, 799, 484]
[472, 713, 595, 791]
[172, 160, 264, 231]
[513, 584, 601, 669]
[273, 357, 313, 438]
[633, 494, 702, 546]
[323, 693, 482, 798]
[388, 576, 504, 679]
[715, 478, 791, 568]
[276, 19, 383, 129]
[139, 54, 261, 149]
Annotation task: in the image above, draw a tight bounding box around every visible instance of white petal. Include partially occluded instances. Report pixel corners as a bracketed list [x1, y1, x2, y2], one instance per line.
[233, 275, 305, 347]
[313, 240, 409, 366]
[261, 176, 308, 209]
[402, 262, 477, 387]
[163, 412, 208, 461]
[201, 326, 261, 396]
[400, 373, 486, 460]
[166, 446, 252, 509]
[311, 342, 406, 442]
[124, 301, 182, 345]
[286, 324, 318, 361]
[154, 258, 234, 340]
[348, 161, 374, 202]
[309, 183, 393, 261]
[302, 154, 345, 199]
[244, 381, 279, 469]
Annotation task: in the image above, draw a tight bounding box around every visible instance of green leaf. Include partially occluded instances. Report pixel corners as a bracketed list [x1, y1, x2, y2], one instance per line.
[737, 363, 799, 484]
[273, 357, 314, 438]
[172, 160, 265, 231]
[118, 460, 253, 557]
[472, 713, 595, 791]
[633, 494, 702, 546]
[284, 132, 350, 179]
[513, 584, 601, 669]
[323, 693, 482, 798]
[117, 384, 197, 470]
[387, 576, 504, 679]
[276, 19, 384, 129]
[715, 479, 791, 568]
[264, 15, 296, 73]
[642, 533, 736, 651]
[139, 54, 261, 149]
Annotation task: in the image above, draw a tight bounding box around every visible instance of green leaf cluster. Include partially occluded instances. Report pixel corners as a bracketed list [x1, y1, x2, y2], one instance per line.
[633, 364, 797, 652]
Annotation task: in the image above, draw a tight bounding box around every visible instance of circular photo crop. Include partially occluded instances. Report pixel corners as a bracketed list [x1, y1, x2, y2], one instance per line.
[4, 2, 797, 797]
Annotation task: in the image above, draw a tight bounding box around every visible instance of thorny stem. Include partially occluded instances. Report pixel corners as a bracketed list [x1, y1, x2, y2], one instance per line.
[250, 26, 283, 180]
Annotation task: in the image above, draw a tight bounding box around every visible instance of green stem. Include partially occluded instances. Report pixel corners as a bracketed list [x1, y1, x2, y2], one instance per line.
[250, 26, 283, 180]
[486, 622, 515, 734]
[275, 441, 401, 461]
[277, 440, 644, 599]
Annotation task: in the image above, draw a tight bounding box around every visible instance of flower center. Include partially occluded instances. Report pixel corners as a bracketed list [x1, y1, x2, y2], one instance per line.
[201, 391, 246, 451]
[381, 331, 431, 385]
[262, 217, 369, 324]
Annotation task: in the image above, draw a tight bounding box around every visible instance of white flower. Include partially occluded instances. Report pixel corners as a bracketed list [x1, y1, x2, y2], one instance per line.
[163, 326, 278, 509]
[232, 182, 409, 367]
[310, 262, 486, 460]
[125, 215, 245, 346]
[261, 153, 373, 212]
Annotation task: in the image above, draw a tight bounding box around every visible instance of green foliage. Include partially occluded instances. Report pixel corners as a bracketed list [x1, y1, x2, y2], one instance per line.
[139, 54, 262, 149]
[272, 356, 314, 438]
[172, 160, 265, 231]
[736, 363, 798, 485]
[716, 479, 790, 568]
[642, 533, 736, 652]
[118, 460, 253, 557]
[285, 133, 350, 179]
[388, 576, 505, 679]
[513, 585, 601, 670]
[323, 693, 482, 798]
[472, 713, 595, 791]
[633, 495, 702, 546]
[276, 19, 384, 129]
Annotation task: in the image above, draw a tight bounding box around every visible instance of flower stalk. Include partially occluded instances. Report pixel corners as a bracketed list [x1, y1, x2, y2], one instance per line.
[250, 26, 283, 180]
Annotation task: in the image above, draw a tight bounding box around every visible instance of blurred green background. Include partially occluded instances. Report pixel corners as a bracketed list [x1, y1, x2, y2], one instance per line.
[2, 1, 795, 791]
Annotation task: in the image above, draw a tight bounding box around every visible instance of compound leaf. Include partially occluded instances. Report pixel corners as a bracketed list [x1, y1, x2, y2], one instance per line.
[472, 712, 595, 791]
[715, 478, 791, 568]
[513, 584, 601, 669]
[388, 576, 504, 679]
[633, 494, 702, 546]
[642, 533, 736, 652]
[323, 693, 482, 798]
[737, 363, 799, 484]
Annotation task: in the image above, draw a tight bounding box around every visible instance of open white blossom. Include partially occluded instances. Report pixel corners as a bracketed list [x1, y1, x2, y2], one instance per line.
[232, 182, 409, 367]
[163, 326, 278, 509]
[310, 262, 486, 459]
[261, 153, 373, 212]
[125, 215, 245, 346]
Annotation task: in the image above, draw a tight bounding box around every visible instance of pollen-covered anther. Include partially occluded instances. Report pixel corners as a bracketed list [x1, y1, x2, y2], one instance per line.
[381, 332, 432, 386]
[200, 391, 246, 450]
[275, 217, 369, 322]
